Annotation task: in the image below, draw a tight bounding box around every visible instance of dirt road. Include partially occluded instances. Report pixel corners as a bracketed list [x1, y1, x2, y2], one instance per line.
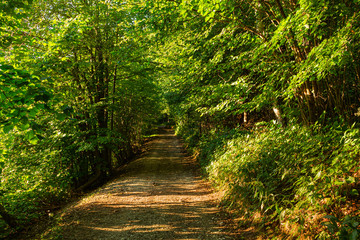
[49, 129, 238, 240]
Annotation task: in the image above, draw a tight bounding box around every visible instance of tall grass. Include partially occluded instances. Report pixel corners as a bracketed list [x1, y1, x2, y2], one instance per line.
[179, 122, 360, 238]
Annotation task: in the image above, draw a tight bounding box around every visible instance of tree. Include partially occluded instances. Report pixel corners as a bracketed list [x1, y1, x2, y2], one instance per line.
[10, 0, 164, 188]
[157, 0, 360, 132]
[0, 0, 50, 229]
[0, 0, 163, 231]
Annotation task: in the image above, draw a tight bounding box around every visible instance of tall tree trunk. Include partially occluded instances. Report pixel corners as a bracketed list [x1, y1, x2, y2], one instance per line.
[95, 43, 111, 178]
[111, 67, 117, 132]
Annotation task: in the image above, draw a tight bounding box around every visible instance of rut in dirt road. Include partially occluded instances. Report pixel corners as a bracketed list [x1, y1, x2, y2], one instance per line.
[55, 129, 238, 240]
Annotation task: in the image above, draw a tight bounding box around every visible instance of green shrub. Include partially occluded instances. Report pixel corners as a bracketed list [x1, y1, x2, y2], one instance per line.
[322, 215, 360, 240]
[184, 122, 360, 237]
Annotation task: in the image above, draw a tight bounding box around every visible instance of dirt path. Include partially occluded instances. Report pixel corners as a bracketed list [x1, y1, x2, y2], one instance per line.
[49, 129, 238, 240]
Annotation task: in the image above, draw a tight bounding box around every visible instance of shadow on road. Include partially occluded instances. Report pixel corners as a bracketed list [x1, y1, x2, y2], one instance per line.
[52, 129, 238, 240]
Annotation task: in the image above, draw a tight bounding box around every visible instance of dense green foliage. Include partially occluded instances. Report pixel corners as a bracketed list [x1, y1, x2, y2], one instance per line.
[1, 0, 360, 239]
[155, 0, 360, 238]
[0, 0, 163, 238]
[196, 123, 359, 238]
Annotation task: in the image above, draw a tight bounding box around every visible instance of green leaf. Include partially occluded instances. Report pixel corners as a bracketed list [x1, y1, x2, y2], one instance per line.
[350, 221, 359, 228]
[26, 130, 39, 144]
[334, 180, 344, 186]
[3, 124, 14, 133]
[350, 230, 358, 240]
[346, 176, 355, 184]
[19, 122, 30, 131]
[28, 108, 38, 118]
[56, 113, 66, 121]
[350, 189, 359, 196]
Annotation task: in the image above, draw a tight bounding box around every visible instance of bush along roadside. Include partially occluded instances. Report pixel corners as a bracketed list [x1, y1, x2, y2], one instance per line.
[177, 122, 360, 239]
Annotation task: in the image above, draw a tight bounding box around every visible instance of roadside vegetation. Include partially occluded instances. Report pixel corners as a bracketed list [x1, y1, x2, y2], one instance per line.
[159, 0, 360, 239]
[1, 0, 360, 239]
[176, 122, 360, 238]
[0, 1, 163, 238]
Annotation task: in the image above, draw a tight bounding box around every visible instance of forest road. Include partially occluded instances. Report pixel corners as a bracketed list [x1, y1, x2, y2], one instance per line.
[54, 128, 239, 240]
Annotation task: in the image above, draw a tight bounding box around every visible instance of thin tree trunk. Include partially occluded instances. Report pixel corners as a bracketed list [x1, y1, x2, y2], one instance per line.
[111, 67, 117, 132]
[95, 42, 112, 177]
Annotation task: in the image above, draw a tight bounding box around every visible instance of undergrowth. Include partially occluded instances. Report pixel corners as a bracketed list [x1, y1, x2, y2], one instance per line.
[177, 122, 360, 239]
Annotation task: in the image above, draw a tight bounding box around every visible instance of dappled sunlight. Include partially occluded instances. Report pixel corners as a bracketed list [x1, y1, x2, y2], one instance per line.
[63, 202, 227, 239]
[57, 129, 234, 240]
[62, 191, 228, 239]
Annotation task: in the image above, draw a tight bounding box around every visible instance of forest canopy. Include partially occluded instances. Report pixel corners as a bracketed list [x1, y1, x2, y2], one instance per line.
[1, 0, 360, 239]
